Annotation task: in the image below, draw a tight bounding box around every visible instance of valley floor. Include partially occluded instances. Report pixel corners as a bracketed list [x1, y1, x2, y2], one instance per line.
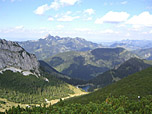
[0, 98, 31, 112]
[0, 85, 87, 112]
[49, 92, 87, 106]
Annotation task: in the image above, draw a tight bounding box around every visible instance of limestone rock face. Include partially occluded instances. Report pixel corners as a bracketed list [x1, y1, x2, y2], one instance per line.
[0, 39, 40, 74]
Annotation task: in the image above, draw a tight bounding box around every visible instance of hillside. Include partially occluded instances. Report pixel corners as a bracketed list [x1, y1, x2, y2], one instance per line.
[39, 60, 70, 79]
[19, 34, 102, 60]
[5, 67, 152, 113]
[46, 47, 137, 80]
[89, 58, 151, 90]
[63, 66, 152, 104]
[39, 60, 86, 85]
[0, 70, 76, 104]
[133, 48, 152, 60]
[0, 39, 83, 105]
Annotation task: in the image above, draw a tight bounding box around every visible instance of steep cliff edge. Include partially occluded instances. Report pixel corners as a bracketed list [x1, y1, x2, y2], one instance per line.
[0, 39, 40, 75]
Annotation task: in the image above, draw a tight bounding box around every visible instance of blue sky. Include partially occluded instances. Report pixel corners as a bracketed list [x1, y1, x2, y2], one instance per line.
[0, 0, 152, 42]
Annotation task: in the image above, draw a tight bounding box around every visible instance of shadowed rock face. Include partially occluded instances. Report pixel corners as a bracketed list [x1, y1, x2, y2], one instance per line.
[0, 39, 40, 74]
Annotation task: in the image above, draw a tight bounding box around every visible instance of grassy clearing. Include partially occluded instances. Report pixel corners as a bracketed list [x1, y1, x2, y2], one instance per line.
[0, 98, 35, 112]
[0, 84, 85, 112]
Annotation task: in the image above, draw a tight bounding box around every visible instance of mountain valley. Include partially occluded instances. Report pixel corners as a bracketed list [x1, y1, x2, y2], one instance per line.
[0, 38, 152, 113]
[45, 47, 137, 80]
[1, 0, 152, 113]
[5, 62, 152, 113]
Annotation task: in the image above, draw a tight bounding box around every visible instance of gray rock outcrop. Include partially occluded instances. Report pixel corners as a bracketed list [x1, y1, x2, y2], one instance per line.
[0, 39, 40, 74]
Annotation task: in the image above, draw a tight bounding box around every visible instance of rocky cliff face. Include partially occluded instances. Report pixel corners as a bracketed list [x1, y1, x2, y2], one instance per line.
[0, 39, 40, 74]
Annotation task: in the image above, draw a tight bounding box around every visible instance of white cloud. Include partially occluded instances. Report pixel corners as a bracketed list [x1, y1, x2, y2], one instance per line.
[95, 11, 130, 24]
[15, 26, 24, 29]
[50, 1, 60, 10]
[34, 4, 50, 15]
[132, 25, 141, 29]
[34, 0, 79, 15]
[0, 26, 25, 34]
[125, 33, 130, 36]
[126, 12, 152, 27]
[75, 28, 91, 32]
[100, 29, 119, 34]
[66, 11, 72, 15]
[84, 9, 95, 15]
[149, 30, 152, 34]
[48, 17, 54, 21]
[142, 32, 148, 34]
[54, 11, 79, 22]
[60, 0, 79, 5]
[54, 14, 59, 18]
[121, 1, 127, 4]
[57, 15, 79, 21]
[56, 25, 64, 28]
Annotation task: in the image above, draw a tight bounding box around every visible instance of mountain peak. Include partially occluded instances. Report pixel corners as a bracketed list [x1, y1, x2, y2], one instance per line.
[41, 34, 63, 41]
[19, 35, 102, 59]
[46, 34, 53, 38]
[0, 38, 19, 45]
[41, 34, 54, 40]
[0, 39, 22, 52]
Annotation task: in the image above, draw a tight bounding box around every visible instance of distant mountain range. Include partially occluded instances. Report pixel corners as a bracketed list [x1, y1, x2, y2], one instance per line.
[103, 39, 152, 60]
[88, 58, 151, 90]
[19, 34, 102, 60]
[46, 47, 137, 80]
[18, 36, 152, 62]
[110, 40, 152, 50]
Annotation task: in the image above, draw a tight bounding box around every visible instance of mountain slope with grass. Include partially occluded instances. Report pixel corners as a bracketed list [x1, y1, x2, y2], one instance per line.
[63, 66, 152, 104]
[89, 58, 151, 90]
[19, 34, 102, 60]
[0, 70, 76, 104]
[5, 67, 152, 114]
[46, 47, 137, 80]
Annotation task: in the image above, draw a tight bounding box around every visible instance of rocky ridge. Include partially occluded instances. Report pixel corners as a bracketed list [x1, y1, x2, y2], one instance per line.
[19, 34, 102, 60]
[0, 39, 40, 75]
